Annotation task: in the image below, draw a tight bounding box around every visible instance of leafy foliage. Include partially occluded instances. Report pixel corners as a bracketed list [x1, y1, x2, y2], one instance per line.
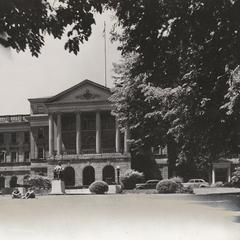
[89, 181, 109, 194]
[26, 175, 51, 189]
[121, 169, 145, 190]
[156, 179, 178, 193]
[109, 0, 240, 176]
[230, 167, 240, 187]
[0, 0, 106, 56]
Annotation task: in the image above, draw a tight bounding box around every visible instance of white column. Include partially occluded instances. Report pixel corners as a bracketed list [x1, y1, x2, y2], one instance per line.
[57, 113, 62, 155]
[96, 112, 101, 154]
[115, 120, 120, 153]
[227, 167, 231, 182]
[30, 128, 36, 159]
[124, 127, 130, 153]
[48, 114, 54, 157]
[212, 167, 215, 184]
[76, 112, 81, 155]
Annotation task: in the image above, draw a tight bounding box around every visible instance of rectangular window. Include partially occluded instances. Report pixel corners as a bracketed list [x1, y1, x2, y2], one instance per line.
[11, 133, 17, 144]
[0, 133, 4, 145]
[37, 147, 44, 159]
[38, 128, 44, 139]
[11, 152, 17, 162]
[24, 151, 29, 161]
[24, 132, 30, 143]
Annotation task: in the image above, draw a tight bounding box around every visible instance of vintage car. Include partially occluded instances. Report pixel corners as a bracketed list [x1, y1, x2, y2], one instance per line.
[183, 179, 209, 188]
[135, 180, 160, 189]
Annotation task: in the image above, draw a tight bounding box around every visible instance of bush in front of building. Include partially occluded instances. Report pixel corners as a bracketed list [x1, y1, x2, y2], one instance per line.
[230, 167, 240, 188]
[89, 181, 109, 194]
[121, 169, 145, 190]
[26, 175, 51, 189]
[156, 179, 179, 193]
[0, 188, 15, 195]
[168, 177, 193, 193]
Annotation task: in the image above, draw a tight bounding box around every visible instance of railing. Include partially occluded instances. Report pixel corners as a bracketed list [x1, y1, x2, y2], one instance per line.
[0, 114, 29, 123]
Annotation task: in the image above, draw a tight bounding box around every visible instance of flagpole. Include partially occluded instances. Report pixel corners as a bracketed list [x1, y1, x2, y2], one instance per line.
[104, 21, 107, 87]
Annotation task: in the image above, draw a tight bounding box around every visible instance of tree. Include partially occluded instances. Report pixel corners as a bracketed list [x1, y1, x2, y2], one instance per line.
[0, 0, 106, 56]
[110, 54, 166, 178]
[109, 0, 240, 178]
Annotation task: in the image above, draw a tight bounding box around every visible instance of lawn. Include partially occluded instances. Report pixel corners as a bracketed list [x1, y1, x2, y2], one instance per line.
[0, 194, 239, 240]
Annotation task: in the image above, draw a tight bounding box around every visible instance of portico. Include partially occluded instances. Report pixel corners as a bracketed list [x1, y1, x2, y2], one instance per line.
[48, 111, 129, 157]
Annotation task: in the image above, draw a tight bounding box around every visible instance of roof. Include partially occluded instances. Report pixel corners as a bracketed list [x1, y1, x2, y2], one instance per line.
[28, 80, 110, 103]
[46, 79, 110, 103]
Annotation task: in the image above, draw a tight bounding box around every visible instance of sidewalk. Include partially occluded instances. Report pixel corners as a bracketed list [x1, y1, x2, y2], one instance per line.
[193, 187, 240, 195]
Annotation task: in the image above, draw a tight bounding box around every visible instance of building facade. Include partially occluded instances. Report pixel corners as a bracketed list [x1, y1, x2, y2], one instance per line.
[0, 80, 131, 188]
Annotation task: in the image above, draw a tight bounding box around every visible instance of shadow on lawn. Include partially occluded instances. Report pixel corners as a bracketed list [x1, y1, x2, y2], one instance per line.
[187, 194, 240, 223]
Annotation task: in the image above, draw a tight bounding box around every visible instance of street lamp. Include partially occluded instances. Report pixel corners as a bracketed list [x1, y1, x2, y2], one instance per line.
[116, 166, 120, 185]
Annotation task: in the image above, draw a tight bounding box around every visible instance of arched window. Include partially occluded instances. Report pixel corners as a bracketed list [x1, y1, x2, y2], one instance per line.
[102, 165, 115, 184]
[63, 166, 75, 187]
[82, 166, 95, 186]
[10, 176, 18, 188]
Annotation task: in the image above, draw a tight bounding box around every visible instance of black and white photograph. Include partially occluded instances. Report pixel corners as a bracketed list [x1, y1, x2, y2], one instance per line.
[0, 1, 240, 239]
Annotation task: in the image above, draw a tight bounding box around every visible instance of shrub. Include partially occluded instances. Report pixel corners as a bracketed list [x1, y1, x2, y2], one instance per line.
[223, 182, 234, 187]
[89, 181, 109, 194]
[121, 170, 145, 190]
[26, 175, 51, 189]
[156, 179, 178, 193]
[179, 186, 194, 194]
[210, 181, 223, 188]
[0, 188, 15, 195]
[230, 167, 240, 188]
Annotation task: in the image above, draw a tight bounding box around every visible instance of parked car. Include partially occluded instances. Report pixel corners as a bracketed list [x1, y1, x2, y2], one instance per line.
[183, 179, 209, 188]
[135, 180, 160, 189]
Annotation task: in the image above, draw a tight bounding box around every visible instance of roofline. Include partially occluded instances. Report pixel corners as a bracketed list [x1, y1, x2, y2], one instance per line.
[28, 97, 50, 103]
[46, 79, 111, 103]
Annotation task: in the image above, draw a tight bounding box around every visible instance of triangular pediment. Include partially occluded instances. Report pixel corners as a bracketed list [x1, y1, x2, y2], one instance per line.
[47, 80, 111, 103]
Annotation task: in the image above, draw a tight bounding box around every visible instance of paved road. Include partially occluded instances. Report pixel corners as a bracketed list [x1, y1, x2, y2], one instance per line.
[0, 194, 239, 240]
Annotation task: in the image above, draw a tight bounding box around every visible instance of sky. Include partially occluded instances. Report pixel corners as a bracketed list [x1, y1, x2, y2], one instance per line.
[0, 11, 121, 115]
